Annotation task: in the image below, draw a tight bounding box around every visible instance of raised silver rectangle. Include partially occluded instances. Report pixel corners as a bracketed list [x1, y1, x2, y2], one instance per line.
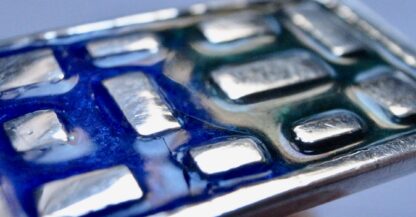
[284, 2, 363, 60]
[36, 165, 143, 217]
[192, 12, 279, 56]
[3, 110, 68, 152]
[211, 51, 330, 100]
[356, 70, 416, 122]
[293, 109, 364, 146]
[190, 138, 266, 175]
[87, 33, 164, 67]
[200, 13, 273, 44]
[0, 49, 64, 92]
[103, 72, 180, 136]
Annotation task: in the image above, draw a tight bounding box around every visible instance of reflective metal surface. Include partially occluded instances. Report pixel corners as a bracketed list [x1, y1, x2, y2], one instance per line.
[36, 165, 143, 217]
[199, 13, 270, 44]
[353, 68, 416, 124]
[211, 51, 331, 101]
[292, 109, 365, 152]
[283, 1, 364, 64]
[87, 33, 165, 67]
[154, 130, 416, 217]
[192, 12, 279, 56]
[321, 0, 416, 71]
[103, 72, 180, 136]
[3, 110, 68, 152]
[0, 0, 414, 216]
[190, 138, 266, 175]
[0, 49, 64, 92]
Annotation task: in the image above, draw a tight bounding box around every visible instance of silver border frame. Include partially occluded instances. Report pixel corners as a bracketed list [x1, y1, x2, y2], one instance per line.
[1, 0, 416, 216]
[0, 0, 290, 52]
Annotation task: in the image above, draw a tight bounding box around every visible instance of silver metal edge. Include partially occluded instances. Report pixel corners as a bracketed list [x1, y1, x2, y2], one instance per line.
[152, 130, 416, 217]
[0, 0, 415, 216]
[318, 0, 416, 76]
[0, 0, 292, 52]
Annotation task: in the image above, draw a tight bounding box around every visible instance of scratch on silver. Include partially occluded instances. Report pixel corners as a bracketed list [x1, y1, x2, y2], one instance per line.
[103, 72, 180, 136]
[293, 109, 364, 146]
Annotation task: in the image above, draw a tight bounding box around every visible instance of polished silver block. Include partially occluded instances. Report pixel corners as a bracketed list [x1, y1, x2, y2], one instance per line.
[293, 110, 364, 149]
[103, 72, 180, 136]
[192, 12, 279, 56]
[0, 49, 64, 92]
[87, 33, 165, 67]
[200, 13, 273, 44]
[211, 51, 331, 101]
[36, 165, 143, 217]
[190, 138, 266, 175]
[284, 2, 363, 62]
[3, 110, 68, 152]
[356, 70, 416, 122]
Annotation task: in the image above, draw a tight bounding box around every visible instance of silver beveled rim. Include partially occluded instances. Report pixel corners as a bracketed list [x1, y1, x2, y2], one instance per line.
[150, 130, 416, 217]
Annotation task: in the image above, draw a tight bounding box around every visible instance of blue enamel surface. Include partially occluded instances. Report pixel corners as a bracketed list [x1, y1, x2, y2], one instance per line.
[0, 31, 298, 216]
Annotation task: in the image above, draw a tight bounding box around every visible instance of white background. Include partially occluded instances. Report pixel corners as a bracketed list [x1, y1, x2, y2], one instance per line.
[0, 0, 415, 216]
